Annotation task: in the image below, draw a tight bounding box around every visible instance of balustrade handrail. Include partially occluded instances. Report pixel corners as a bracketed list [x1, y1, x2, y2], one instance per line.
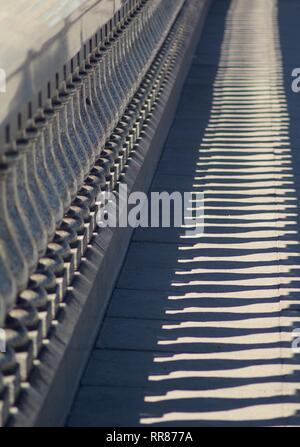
[0, 0, 129, 148]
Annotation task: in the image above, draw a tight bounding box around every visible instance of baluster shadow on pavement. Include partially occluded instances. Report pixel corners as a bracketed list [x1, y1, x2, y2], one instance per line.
[67, 0, 300, 427]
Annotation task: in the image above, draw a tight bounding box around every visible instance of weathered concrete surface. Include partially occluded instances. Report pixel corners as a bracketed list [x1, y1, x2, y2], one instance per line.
[67, 0, 300, 426]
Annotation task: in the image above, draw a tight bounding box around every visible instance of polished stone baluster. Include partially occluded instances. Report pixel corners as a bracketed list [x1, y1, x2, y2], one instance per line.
[24, 127, 56, 241]
[15, 138, 48, 256]
[102, 49, 119, 134]
[80, 68, 105, 151]
[115, 22, 133, 104]
[31, 120, 64, 226]
[134, 6, 148, 79]
[4, 149, 38, 276]
[114, 24, 131, 107]
[87, 56, 112, 145]
[53, 96, 82, 192]
[126, 12, 140, 88]
[0, 254, 17, 326]
[119, 20, 136, 99]
[68, 79, 97, 171]
[62, 87, 90, 180]
[0, 161, 28, 293]
[136, 3, 151, 71]
[72, 73, 98, 163]
[109, 31, 126, 117]
[40, 110, 71, 211]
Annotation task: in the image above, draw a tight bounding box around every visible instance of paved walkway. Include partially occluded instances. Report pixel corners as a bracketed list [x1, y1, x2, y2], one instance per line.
[68, 0, 300, 426]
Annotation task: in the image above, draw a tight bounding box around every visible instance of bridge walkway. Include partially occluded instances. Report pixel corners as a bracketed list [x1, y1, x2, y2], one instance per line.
[67, 0, 300, 426]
